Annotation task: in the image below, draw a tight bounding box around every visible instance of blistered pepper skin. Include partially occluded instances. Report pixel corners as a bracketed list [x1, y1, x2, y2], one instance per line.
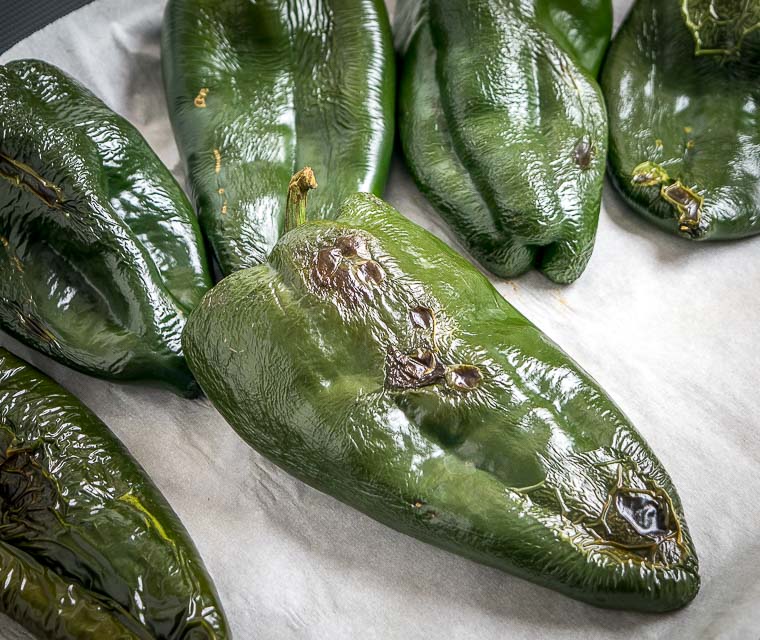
[0, 60, 211, 397]
[602, 0, 760, 240]
[183, 186, 699, 612]
[161, 0, 395, 274]
[395, 0, 609, 284]
[0, 348, 229, 639]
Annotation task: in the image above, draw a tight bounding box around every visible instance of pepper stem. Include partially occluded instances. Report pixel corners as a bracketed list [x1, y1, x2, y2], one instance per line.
[285, 167, 318, 232]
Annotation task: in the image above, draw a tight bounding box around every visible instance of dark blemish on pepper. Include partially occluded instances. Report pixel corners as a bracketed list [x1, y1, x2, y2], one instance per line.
[355, 260, 385, 286]
[445, 364, 483, 391]
[410, 306, 435, 331]
[315, 248, 341, 282]
[573, 139, 593, 169]
[335, 235, 370, 259]
[385, 348, 446, 390]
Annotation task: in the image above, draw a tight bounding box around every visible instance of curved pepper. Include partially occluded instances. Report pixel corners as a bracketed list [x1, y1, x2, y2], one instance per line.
[395, 0, 609, 284]
[0, 348, 229, 639]
[602, 0, 760, 240]
[161, 0, 395, 274]
[0, 60, 211, 397]
[183, 171, 699, 611]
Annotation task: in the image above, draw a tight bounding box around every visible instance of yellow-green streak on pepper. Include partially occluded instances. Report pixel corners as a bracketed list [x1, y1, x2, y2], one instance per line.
[161, 0, 395, 275]
[395, 0, 610, 284]
[0, 348, 229, 639]
[0, 60, 212, 397]
[183, 172, 700, 612]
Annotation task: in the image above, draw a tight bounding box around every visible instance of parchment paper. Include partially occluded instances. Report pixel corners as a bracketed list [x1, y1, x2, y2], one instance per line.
[1, 2, 758, 638]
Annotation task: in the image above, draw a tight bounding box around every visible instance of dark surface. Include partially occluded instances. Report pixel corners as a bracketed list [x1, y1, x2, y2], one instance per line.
[0, 0, 96, 54]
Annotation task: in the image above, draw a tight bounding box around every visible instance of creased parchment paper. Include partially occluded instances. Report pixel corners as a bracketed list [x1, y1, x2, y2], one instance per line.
[1, 2, 758, 638]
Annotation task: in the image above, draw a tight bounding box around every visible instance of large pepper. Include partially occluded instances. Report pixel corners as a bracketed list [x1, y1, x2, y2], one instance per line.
[602, 0, 760, 240]
[0, 60, 211, 397]
[395, 0, 610, 284]
[0, 348, 229, 639]
[161, 0, 395, 275]
[183, 170, 700, 611]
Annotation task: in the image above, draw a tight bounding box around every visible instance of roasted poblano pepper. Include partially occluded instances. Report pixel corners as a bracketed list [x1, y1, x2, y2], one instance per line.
[0, 348, 229, 639]
[395, 0, 610, 284]
[0, 60, 211, 397]
[602, 0, 760, 239]
[183, 171, 700, 611]
[161, 0, 395, 274]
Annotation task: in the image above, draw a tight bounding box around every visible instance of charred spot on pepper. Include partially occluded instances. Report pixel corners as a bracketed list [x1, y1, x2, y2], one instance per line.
[335, 235, 370, 259]
[661, 181, 703, 235]
[631, 160, 670, 187]
[573, 139, 594, 169]
[355, 259, 385, 286]
[615, 490, 671, 539]
[511, 448, 687, 565]
[409, 306, 435, 331]
[315, 247, 341, 282]
[385, 348, 446, 390]
[445, 364, 483, 391]
[311, 236, 384, 295]
[0, 152, 63, 209]
[0, 435, 64, 541]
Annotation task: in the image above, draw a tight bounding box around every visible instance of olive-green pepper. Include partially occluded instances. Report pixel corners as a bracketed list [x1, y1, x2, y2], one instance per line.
[602, 0, 760, 240]
[183, 171, 699, 612]
[0, 348, 229, 639]
[161, 0, 395, 275]
[395, 0, 610, 284]
[0, 60, 211, 397]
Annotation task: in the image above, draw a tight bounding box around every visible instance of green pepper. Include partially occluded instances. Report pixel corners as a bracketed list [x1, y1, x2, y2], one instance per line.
[395, 0, 610, 284]
[602, 0, 760, 240]
[161, 0, 395, 275]
[0, 348, 229, 639]
[183, 170, 699, 611]
[0, 60, 211, 397]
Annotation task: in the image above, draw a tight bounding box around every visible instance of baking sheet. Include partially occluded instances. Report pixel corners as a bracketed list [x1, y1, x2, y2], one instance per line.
[1, 1, 758, 638]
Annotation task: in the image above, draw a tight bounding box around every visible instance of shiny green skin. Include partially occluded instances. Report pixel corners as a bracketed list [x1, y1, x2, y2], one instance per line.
[602, 0, 760, 240]
[0, 60, 211, 397]
[184, 191, 699, 611]
[161, 0, 395, 274]
[0, 348, 229, 639]
[395, 0, 609, 284]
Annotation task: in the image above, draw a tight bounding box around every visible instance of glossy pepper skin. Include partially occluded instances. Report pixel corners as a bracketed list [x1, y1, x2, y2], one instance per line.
[183, 173, 699, 611]
[0, 348, 229, 639]
[602, 0, 760, 240]
[395, 0, 610, 284]
[161, 0, 395, 275]
[0, 60, 211, 397]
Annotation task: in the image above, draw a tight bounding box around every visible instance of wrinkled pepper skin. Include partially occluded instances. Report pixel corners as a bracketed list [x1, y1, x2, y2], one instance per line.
[602, 0, 760, 240]
[395, 0, 609, 284]
[0, 60, 211, 397]
[161, 0, 395, 274]
[183, 182, 700, 611]
[0, 348, 229, 639]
